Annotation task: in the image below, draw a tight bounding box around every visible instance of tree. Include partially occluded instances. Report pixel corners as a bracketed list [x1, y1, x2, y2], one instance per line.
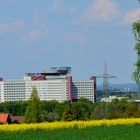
[71, 98, 93, 120]
[62, 107, 73, 121]
[54, 102, 69, 118]
[46, 112, 60, 122]
[132, 6, 140, 96]
[42, 100, 59, 113]
[25, 86, 44, 123]
[90, 102, 107, 120]
[126, 103, 140, 117]
[90, 99, 128, 120]
[72, 105, 86, 120]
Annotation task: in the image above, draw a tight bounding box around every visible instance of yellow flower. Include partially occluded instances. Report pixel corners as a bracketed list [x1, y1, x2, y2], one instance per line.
[0, 118, 140, 132]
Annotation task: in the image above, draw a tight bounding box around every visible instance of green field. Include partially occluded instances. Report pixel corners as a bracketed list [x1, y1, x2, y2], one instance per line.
[1, 125, 140, 140]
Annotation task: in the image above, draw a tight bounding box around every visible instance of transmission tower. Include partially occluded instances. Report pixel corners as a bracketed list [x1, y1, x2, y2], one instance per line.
[97, 62, 116, 97]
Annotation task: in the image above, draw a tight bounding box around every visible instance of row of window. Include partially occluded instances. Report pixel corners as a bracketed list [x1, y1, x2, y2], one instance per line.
[5, 98, 24, 101]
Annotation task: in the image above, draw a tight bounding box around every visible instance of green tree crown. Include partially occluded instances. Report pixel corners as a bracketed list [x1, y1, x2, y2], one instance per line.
[25, 86, 44, 123]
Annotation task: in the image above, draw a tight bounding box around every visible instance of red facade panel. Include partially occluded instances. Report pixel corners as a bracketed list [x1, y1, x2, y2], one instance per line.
[31, 76, 46, 81]
[66, 76, 72, 102]
[90, 76, 97, 103]
[57, 70, 68, 75]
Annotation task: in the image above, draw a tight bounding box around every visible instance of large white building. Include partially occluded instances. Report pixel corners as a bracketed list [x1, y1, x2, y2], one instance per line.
[0, 67, 96, 103]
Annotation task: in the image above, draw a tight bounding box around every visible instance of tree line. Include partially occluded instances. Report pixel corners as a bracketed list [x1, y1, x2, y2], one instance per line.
[1, 87, 140, 123]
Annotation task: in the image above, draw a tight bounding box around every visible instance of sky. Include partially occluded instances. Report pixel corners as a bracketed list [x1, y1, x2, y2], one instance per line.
[0, 0, 140, 84]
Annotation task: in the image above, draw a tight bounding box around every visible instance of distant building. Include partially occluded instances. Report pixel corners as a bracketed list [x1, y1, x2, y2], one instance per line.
[0, 114, 11, 124]
[10, 115, 25, 123]
[130, 100, 140, 104]
[0, 114, 24, 124]
[101, 96, 127, 102]
[0, 67, 96, 103]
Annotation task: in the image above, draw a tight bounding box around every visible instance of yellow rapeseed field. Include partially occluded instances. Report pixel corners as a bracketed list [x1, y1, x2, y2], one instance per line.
[1, 118, 140, 132]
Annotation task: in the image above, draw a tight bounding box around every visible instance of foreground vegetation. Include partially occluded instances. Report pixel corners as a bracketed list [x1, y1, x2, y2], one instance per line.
[1, 118, 140, 132]
[1, 125, 140, 140]
[1, 97, 140, 122]
[1, 118, 140, 139]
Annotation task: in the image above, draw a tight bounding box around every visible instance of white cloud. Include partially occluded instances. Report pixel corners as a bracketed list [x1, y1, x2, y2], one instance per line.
[48, 0, 64, 12]
[0, 24, 11, 32]
[0, 20, 26, 32]
[81, 0, 120, 22]
[124, 9, 140, 24]
[69, 32, 86, 45]
[61, 32, 86, 45]
[23, 29, 45, 43]
[13, 21, 26, 28]
[48, 0, 77, 16]
[68, 6, 76, 16]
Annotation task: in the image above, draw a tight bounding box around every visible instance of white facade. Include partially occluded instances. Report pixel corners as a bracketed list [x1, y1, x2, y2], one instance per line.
[72, 80, 94, 102]
[0, 82, 4, 102]
[0, 78, 68, 102]
[2, 80, 26, 102]
[0, 75, 96, 103]
[25, 79, 68, 101]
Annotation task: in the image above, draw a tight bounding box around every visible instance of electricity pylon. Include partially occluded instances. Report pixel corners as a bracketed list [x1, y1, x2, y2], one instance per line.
[97, 62, 116, 97]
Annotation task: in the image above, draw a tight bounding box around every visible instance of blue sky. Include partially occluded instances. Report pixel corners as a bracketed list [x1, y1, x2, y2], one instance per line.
[0, 0, 140, 84]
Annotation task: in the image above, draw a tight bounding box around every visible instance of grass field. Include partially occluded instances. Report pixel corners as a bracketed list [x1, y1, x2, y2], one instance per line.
[1, 125, 140, 140]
